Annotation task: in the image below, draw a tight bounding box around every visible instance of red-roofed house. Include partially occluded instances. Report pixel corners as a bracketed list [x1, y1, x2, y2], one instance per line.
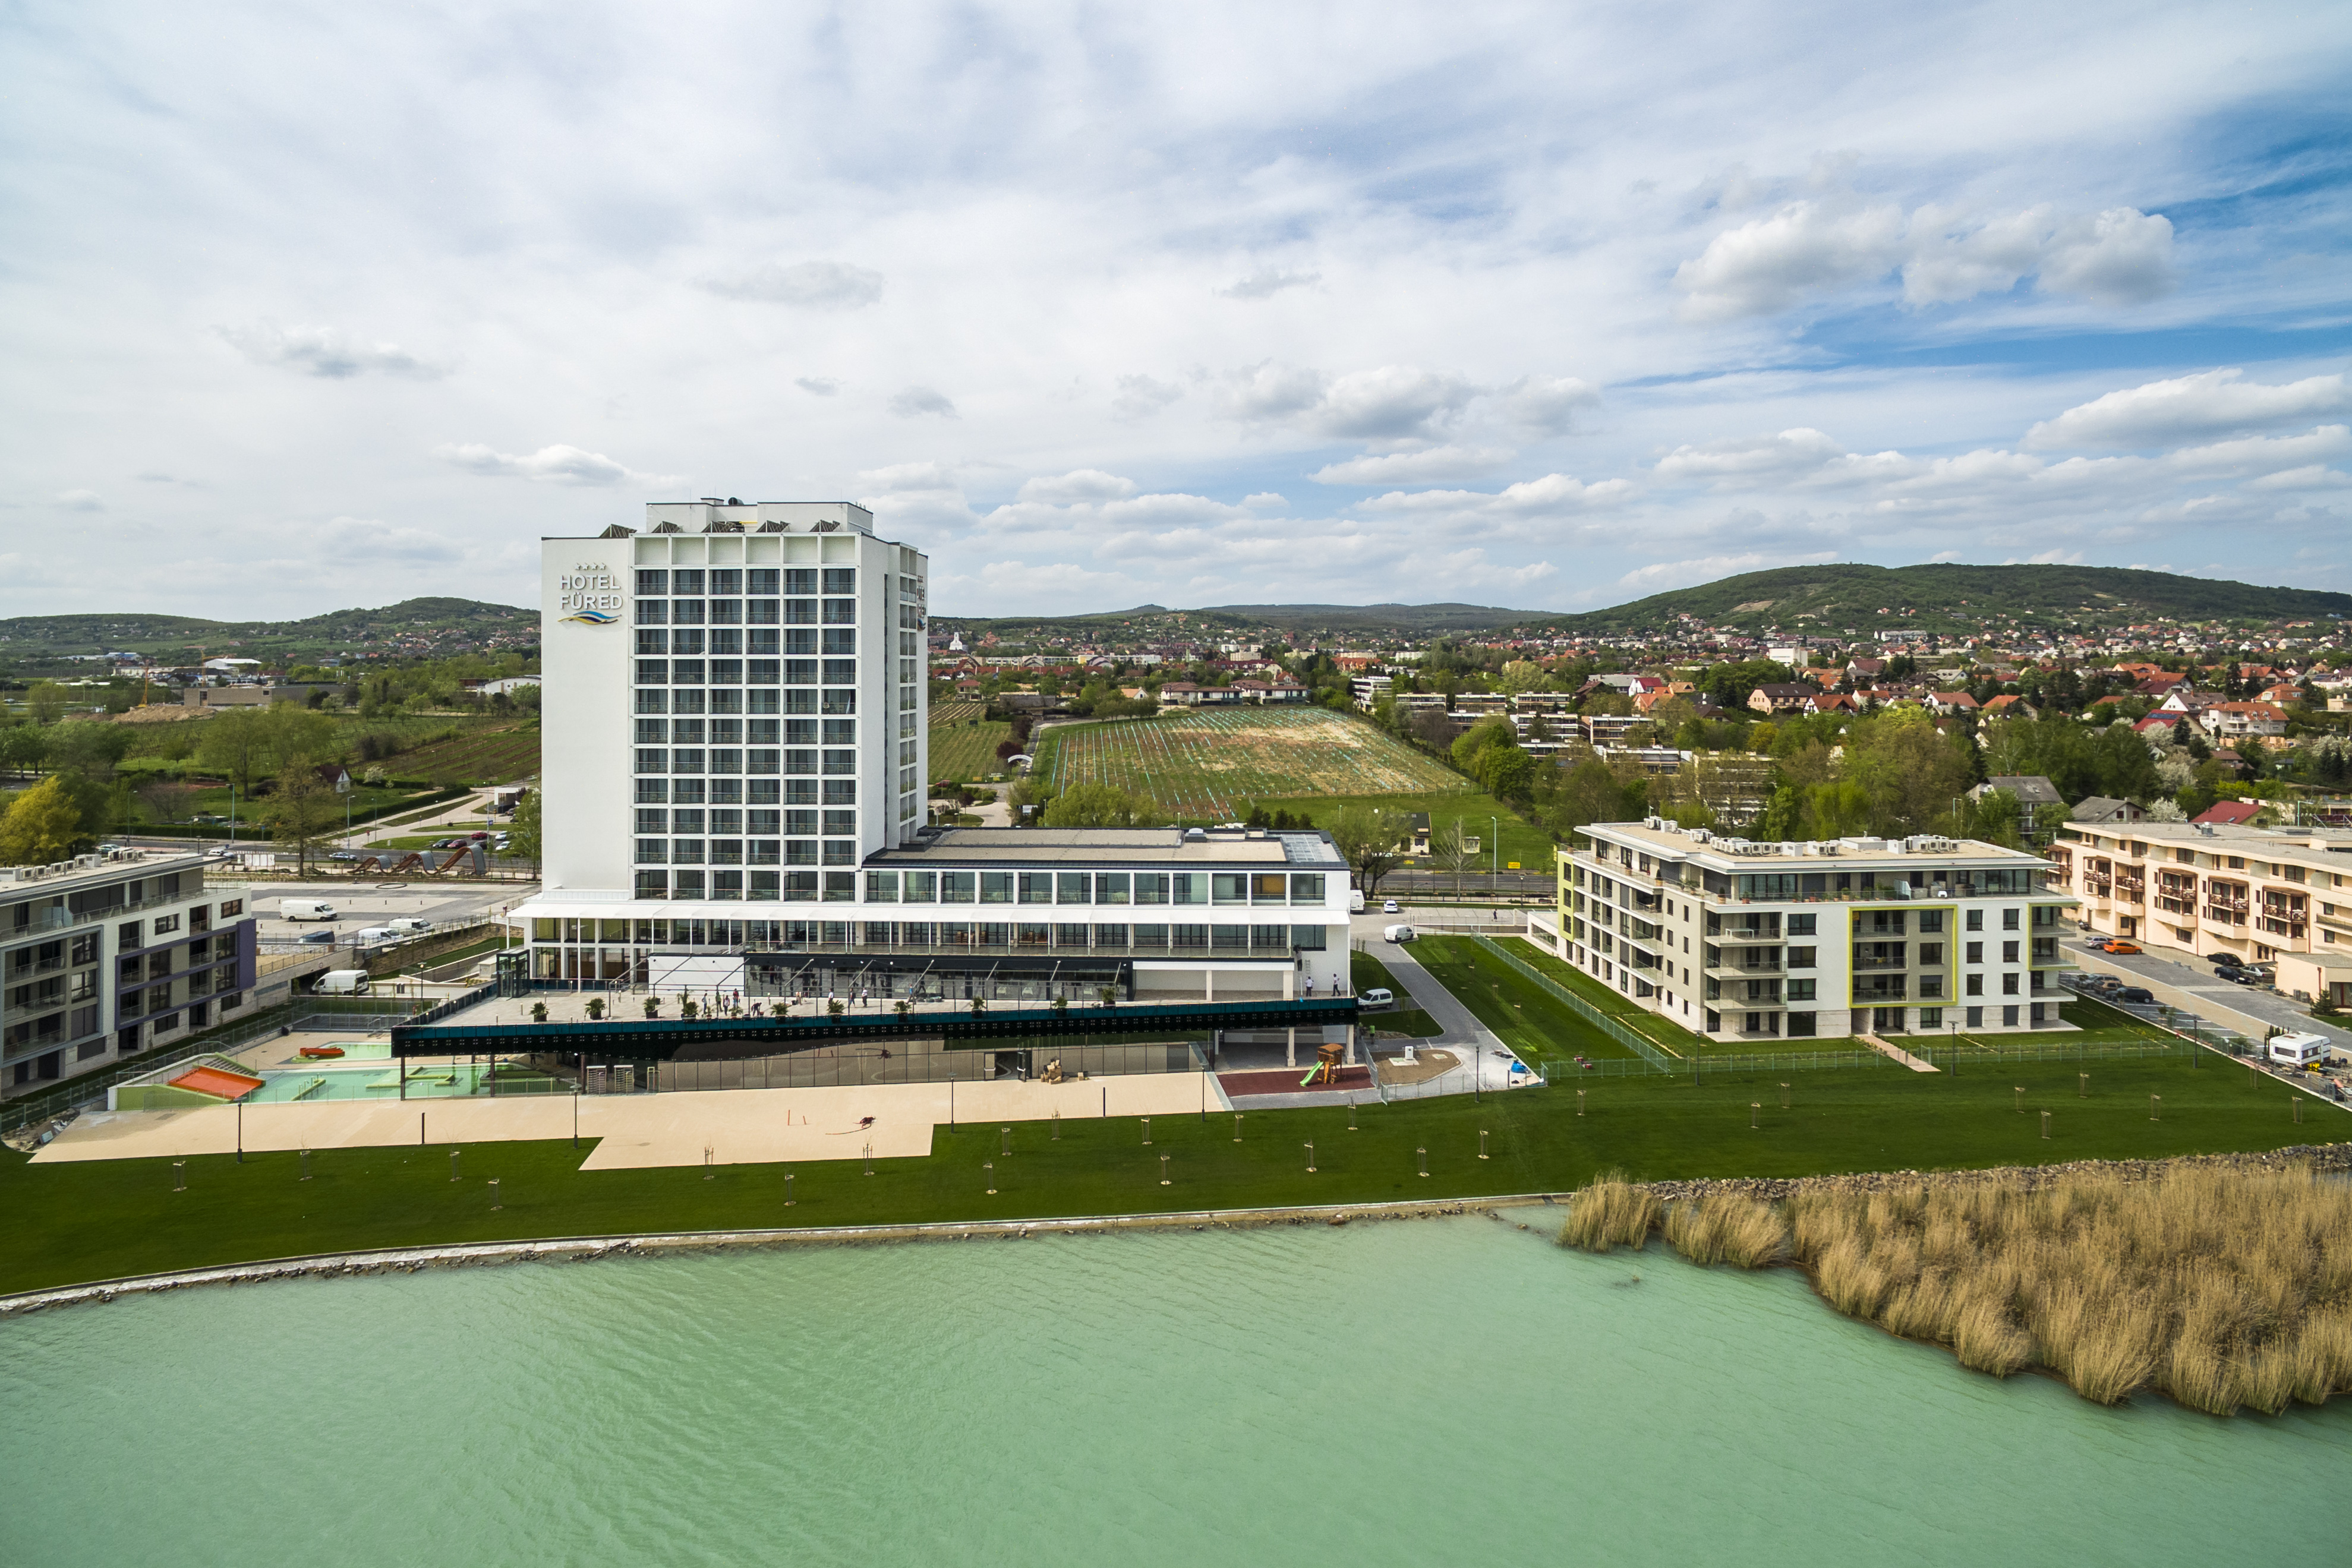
[2192, 800, 2264, 826]
[2202, 702, 2288, 739]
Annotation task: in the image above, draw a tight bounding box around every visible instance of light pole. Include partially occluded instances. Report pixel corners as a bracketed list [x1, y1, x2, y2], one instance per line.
[1490, 815, 1499, 893]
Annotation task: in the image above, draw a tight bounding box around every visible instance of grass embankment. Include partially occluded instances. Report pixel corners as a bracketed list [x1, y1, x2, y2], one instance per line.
[5, 1054, 2338, 1297]
[1348, 951, 1442, 1038]
[1556, 1164, 2352, 1415]
[1407, 937, 1638, 1065]
[1484, 937, 1711, 1056]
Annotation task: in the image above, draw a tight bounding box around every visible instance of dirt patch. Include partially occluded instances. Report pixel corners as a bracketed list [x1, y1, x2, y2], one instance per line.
[1374, 1048, 1457, 1084]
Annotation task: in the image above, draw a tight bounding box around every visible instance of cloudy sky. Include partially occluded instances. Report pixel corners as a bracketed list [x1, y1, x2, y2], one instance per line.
[3, 2, 2349, 621]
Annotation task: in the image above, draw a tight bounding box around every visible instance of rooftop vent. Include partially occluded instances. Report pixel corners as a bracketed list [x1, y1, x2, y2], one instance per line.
[598, 523, 636, 538]
[650, 521, 682, 534]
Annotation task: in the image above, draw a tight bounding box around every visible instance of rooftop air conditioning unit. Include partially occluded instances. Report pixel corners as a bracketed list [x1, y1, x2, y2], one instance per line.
[1688, 829, 1711, 843]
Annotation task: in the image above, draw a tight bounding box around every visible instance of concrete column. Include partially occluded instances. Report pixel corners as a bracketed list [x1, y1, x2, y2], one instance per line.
[1286, 1027, 1296, 1068]
[1344, 1023, 1357, 1066]
[1283, 967, 1295, 999]
[1205, 970, 1215, 1002]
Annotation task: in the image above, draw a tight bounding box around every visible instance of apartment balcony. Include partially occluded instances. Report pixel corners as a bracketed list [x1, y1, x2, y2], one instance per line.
[1705, 952, 1783, 974]
[1850, 979, 1909, 1002]
[2203, 904, 2249, 926]
[2258, 917, 2307, 941]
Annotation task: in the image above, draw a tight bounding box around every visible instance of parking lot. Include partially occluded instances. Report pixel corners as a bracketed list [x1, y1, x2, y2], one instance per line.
[244, 882, 531, 949]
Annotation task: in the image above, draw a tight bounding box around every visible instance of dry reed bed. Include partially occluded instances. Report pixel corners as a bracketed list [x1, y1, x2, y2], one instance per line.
[1558, 1163, 2352, 1415]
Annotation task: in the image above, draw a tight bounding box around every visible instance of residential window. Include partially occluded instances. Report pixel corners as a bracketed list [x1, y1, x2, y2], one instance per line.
[1965, 942, 1983, 964]
[2002, 941, 2019, 963]
[1966, 910, 1983, 932]
[2002, 908, 2020, 931]
[1786, 947, 1815, 967]
[2002, 973, 2020, 995]
[1966, 975, 1984, 997]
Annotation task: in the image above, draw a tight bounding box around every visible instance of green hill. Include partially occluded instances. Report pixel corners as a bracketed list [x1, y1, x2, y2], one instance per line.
[1549, 564, 2352, 636]
[0, 597, 535, 668]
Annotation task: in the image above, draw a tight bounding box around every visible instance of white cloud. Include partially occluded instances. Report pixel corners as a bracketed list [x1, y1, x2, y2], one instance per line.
[216, 321, 448, 379]
[887, 386, 957, 419]
[1673, 200, 1906, 321]
[2248, 465, 2352, 491]
[55, 488, 103, 511]
[1926, 549, 1965, 563]
[795, 377, 843, 396]
[1492, 375, 1600, 436]
[1018, 469, 1138, 504]
[2025, 370, 2352, 450]
[1676, 194, 2173, 320]
[1221, 362, 1478, 440]
[1109, 374, 1182, 421]
[1654, 428, 1847, 484]
[435, 443, 674, 487]
[699, 260, 884, 310]
[856, 460, 964, 493]
[1311, 446, 1514, 485]
[1361, 472, 1637, 522]
[1219, 269, 1321, 299]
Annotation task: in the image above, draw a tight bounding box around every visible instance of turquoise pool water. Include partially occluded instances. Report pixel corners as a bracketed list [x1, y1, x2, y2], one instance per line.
[245, 1061, 557, 1102]
[1, 1218, 2342, 1565]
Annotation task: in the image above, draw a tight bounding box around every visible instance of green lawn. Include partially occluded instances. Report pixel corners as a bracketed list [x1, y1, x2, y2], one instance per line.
[1254, 789, 1558, 872]
[1491, 937, 1714, 1055]
[1411, 936, 1647, 1065]
[929, 709, 1012, 783]
[2, 1053, 2334, 1296]
[1348, 951, 1442, 1038]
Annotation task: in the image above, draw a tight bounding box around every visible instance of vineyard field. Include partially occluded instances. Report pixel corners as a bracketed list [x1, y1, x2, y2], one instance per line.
[928, 701, 1011, 783]
[385, 725, 541, 785]
[1035, 708, 1461, 821]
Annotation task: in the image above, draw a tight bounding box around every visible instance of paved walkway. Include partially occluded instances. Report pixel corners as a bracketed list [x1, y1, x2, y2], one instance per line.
[33, 1073, 1222, 1170]
[1858, 1033, 1940, 1072]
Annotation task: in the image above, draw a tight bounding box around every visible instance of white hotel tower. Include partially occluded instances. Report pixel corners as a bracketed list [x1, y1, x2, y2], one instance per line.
[512, 500, 1351, 1008]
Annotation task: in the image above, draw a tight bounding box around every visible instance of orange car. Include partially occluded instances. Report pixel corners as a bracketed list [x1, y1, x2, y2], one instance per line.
[2105, 941, 2142, 955]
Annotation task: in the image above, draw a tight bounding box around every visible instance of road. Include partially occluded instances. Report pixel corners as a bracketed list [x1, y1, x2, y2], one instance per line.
[2063, 935, 2351, 1053]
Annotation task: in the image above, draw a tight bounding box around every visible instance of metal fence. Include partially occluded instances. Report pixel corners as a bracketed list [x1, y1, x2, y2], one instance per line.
[1467, 935, 1676, 1069]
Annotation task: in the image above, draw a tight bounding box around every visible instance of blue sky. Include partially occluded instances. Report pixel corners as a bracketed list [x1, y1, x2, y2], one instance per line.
[1, 1, 2348, 620]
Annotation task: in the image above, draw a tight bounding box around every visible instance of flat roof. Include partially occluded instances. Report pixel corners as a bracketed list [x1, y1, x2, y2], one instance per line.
[1583, 820, 2051, 872]
[0, 848, 209, 899]
[871, 828, 1344, 868]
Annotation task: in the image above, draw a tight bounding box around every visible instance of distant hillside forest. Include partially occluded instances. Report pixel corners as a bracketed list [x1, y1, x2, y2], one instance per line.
[938, 564, 2352, 642]
[0, 597, 536, 671]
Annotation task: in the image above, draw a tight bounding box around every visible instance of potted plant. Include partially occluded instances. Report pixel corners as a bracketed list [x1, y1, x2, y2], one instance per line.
[828, 998, 845, 1018]
[894, 998, 912, 1022]
[644, 996, 661, 1019]
[531, 1001, 548, 1023]
[1052, 994, 1068, 1016]
[683, 999, 699, 1020]
[586, 998, 605, 1020]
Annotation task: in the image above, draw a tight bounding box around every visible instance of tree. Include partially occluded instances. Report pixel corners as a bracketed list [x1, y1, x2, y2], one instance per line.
[136, 779, 200, 825]
[0, 724, 46, 780]
[1477, 744, 1533, 800]
[1451, 717, 1515, 772]
[26, 682, 68, 725]
[196, 708, 270, 798]
[1040, 783, 1161, 827]
[1329, 804, 1408, 898]
[1430, 819, 1475, 897]
[0, 775, 84, 865]
[265, 761, 342, 875]
[1497, 660, 1548, 694]
[509, 788, 543, 866]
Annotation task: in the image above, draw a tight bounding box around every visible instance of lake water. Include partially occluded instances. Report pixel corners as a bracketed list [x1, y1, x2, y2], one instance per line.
[3, 1217, 2344, 1565]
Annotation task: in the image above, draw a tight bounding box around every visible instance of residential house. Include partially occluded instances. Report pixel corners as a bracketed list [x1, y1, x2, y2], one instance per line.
[1970, 775, 2066, 838]
[2202, 702, 2289, 740]
[2192, 800, 2265, 826]
[2071, 796, 2142, 826]
[1927, 691, 1979, 716]
[1746, 683, 1816, 715]
[1981, 694, 2038, 720]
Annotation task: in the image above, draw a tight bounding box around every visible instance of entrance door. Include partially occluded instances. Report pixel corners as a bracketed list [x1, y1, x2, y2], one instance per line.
[1873, 1006, 1905, 1033]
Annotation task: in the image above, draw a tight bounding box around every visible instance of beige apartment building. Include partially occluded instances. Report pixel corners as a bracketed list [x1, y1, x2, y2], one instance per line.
[2053, 820, 2352, 1008]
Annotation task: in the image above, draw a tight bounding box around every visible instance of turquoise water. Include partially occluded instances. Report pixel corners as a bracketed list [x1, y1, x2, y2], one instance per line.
[245, 1061, 560, 1102]
[2, 1219, 2344, 1564]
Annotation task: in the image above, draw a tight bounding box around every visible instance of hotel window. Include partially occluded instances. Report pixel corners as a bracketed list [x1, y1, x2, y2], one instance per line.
[865, 871, 900, 902]
[941, 872, 976, 903]
[1288, 873, 1325, 904]
[903, 871, 937, 903]
[1057, 873, 1092, 904]
[1094, 872, 1130, 904]
[980, 872, 1014, 904]
[822, 567, 856, 594]
[1018, 873, 1054, 904]
[636, 569, 667, 595]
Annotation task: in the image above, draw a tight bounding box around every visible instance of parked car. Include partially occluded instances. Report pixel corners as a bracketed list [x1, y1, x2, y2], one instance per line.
[2113, 986, 2156, 1005]
[1360, 988, 1395, 1008]
[1382, 924, 1415, 944]
[1382, 900, 1400, 914]
[2105, 941, 2143, 955]
[2223, 968, 2263, 985]
[386, 917, 431, 935]
[328, 850, 358, 861]
[295, 929, 336, 945]
[2211, 956, 2244, 972]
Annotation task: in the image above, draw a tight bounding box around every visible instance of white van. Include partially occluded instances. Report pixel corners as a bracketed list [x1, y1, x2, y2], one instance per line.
[386, 917, 431, 935]
[354, 926, 401, 945]
[1383, 924, 1415, 944]
[2267, 1032, 2327, 1069]
[1361, 987, 1395, 1008]
[315, 970, 370, 995]
[280, 900, 337, 922]
[1348, 888, 1367, 913]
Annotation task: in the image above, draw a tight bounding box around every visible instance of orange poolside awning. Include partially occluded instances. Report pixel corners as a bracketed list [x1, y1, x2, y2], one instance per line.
[167, 1065, 265, 1102]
